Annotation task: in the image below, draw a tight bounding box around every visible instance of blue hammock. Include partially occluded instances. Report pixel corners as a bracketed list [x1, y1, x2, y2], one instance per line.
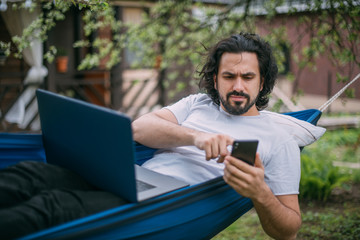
[0, 109, 321, 240]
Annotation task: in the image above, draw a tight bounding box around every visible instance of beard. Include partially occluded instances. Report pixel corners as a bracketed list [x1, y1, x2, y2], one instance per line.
[218, 90, 258, 115]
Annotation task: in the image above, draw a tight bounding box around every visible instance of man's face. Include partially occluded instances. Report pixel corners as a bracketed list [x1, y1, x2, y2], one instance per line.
[215, 52, 262, 116]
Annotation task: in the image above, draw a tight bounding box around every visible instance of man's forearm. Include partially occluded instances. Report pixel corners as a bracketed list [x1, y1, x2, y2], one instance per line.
[253, 191, 302, 240]
[132, 112, 197, 148]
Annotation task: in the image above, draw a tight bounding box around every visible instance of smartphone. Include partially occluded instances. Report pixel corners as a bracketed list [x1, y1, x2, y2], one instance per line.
[231, 140, 259, 166]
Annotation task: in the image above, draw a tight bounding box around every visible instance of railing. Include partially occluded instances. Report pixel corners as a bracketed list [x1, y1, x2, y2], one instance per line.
[0, 68, 163, 132]
[0, 57, 39, 132]
[119, 69, 161, 119]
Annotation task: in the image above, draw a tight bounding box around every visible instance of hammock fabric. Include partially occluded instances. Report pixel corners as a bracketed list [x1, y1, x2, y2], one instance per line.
[0, 109, 322, 240]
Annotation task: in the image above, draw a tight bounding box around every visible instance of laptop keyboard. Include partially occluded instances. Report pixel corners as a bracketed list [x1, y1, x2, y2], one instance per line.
[136, 180, 156, 192]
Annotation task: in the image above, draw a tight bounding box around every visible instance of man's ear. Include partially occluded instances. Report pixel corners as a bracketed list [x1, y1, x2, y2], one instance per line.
[260, 77, 264, 91]
[214, 75, 217, 90]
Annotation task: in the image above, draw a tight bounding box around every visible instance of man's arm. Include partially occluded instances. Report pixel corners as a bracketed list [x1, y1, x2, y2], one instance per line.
[223, 154, 301, 240]
[132, 108, 193, 148]
[254, 194, 301, 240]
[132, 108, 233, 161]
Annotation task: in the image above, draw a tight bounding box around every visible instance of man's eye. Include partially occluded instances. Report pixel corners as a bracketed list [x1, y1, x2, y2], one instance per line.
[224, 75, 234, 79]
[243, 75, 254, 80]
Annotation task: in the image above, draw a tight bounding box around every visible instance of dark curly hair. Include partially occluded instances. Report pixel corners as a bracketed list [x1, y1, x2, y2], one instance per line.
[198, 32, 278, 110]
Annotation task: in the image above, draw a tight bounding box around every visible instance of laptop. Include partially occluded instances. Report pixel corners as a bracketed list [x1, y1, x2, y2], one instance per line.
[36, 89, 188, 202]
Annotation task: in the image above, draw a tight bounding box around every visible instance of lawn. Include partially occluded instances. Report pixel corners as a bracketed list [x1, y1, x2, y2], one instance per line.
[213, 126, 360, 240]
[213, 201, 360, 240]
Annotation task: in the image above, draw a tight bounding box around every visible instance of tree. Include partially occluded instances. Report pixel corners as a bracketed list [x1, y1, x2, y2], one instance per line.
[1, 0, 359, 104]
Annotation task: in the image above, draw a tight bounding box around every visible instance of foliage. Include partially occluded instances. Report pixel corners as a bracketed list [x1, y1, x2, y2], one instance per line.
[352, 169, 360, 183]
[55, 47, 67, 57]
[0, 0, 359, 102]
[1, 1, 72, 59]
[299, 127, 360, 201]
[299, 153, 350, 201]
[74, 5, 123, 70]
[307, 126, 360, 163]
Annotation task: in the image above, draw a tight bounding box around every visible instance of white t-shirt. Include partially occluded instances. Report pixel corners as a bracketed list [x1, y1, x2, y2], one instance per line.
[142, 93, 301, 195]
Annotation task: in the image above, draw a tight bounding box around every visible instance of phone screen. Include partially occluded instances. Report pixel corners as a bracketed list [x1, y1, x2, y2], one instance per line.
[231, 140, 259, 166]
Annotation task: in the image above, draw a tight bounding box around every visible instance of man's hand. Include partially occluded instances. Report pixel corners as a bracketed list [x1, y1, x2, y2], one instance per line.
[193, 133, 234, 162]
[223, 153, 301, 239]
[223, 153, 268, 199]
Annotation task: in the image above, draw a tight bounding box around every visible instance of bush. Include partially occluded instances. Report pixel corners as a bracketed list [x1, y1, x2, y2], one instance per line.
[299, 154, 351, 201]
[299, 127, 360, 201]
[313, 128, 360, 163]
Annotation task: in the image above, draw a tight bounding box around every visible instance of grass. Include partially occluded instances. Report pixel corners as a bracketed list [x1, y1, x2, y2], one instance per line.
[212, 126, 360, 239]
[298, 202, 360, 239]
[213, 209, 271, 240]
[213, 202, 360, 240]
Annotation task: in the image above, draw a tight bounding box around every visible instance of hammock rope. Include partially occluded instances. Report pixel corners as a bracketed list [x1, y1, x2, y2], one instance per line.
[318, 73, 360, 112]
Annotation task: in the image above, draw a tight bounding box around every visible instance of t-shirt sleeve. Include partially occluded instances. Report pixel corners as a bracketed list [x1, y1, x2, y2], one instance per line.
[264, 138, 301, 196]
[164, 94, 198, 124]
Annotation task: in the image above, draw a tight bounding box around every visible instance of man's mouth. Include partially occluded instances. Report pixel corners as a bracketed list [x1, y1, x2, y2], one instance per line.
[227, 91, 249, 103]
[230, 95, 246, 102]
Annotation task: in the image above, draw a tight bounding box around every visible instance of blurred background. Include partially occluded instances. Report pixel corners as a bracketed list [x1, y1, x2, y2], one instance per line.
[0, 0, 359, 132]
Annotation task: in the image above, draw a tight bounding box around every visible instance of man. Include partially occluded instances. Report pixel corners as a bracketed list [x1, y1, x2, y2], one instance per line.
[132, 33, 301, 239]
[0, 32, 301, 239]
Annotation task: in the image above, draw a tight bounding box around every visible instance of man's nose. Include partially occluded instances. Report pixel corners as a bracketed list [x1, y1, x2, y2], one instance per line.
[233, 78, 245, 92]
